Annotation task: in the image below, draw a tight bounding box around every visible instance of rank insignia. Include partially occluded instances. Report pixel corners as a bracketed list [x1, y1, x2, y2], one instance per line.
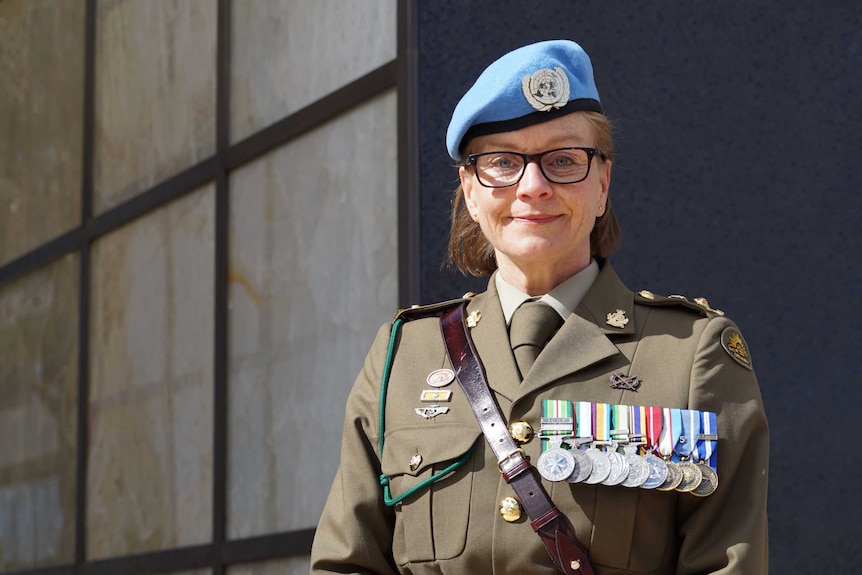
[721, 327, 753, 370]
[693, 297, 725, 317]
[606, 309, 629, 328]
[609, 372, 643, 391]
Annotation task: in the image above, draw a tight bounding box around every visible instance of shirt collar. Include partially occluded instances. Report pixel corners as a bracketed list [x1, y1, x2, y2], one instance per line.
[495, 259, 601, 325]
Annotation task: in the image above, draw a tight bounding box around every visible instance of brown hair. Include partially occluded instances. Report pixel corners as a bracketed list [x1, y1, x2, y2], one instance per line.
[446, 111, 622, 276]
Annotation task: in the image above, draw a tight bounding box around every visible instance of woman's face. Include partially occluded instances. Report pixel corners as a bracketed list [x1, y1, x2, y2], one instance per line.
[459, 112, 611, 290]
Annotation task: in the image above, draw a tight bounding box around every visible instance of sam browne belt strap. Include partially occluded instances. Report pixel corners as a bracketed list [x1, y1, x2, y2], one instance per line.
[440, 303, 594, 575]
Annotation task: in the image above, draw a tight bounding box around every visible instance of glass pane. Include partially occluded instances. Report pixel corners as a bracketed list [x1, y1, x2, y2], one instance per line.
[0, 0, 84, 265]
[0, 253, 79, 570]
[228, 90, 398, 538]
[93, 0, 216, 213]
[230, 0, 397, 142]
[87, 186, 215, 558]
[228, 557, 309, 575]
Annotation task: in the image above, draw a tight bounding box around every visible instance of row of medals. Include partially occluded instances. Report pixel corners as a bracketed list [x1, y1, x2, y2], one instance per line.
[535, 431, 718, 497]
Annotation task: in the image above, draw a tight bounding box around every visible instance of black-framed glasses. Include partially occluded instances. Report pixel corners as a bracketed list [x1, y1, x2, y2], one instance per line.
[466, 147, 606, 188]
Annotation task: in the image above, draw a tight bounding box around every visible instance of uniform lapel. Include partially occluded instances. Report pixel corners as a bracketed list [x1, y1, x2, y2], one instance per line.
[518, 262, 635, 398]
[465, 277, 523, 402]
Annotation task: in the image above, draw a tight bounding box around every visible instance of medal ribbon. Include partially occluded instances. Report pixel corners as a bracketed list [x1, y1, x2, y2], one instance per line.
[611, 404, 629, 441]
[576, 401, 592, 439]
[657, 407, 682, 459]
[629, 404, 647, 449]
[674, 409, 700, 461]
[540, 399, 573, 452]
[696, 411, 718, 470]
[593, 403, 611, 442]
[644, 406, 662, 455]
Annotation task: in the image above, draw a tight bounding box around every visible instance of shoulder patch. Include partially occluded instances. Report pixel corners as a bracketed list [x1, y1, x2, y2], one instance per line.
[393, 294, 473, 322]
[721, 327, 753, 370]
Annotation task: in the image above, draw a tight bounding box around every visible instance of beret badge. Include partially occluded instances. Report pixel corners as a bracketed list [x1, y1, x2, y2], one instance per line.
[521, 67, 570, 112]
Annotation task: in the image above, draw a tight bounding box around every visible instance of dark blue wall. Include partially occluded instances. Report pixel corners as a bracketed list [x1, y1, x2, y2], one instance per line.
[417, 1, 862, 571]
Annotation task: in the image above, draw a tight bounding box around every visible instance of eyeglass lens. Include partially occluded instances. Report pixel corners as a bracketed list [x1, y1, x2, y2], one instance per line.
[472, 148, 593, 187]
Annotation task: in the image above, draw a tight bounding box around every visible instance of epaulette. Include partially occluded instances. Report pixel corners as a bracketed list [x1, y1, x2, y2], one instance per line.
[393, 292, 477, 322]
[634, 290, 726, 318]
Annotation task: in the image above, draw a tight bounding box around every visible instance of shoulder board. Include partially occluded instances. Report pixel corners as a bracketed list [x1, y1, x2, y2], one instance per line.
[393, 292, 477, 322]
[634, 290, 725, 318]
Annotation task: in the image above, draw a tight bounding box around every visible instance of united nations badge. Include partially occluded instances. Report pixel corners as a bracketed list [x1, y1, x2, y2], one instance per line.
[521, 67, 570, 111]
[721, 327, 753, 370]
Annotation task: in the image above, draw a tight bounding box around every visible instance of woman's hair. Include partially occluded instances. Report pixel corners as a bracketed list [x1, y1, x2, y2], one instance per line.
[446, 111, 622, 276]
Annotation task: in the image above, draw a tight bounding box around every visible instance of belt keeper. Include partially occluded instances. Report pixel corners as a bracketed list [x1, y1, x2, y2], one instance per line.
[501, 458, 532, 482]
[530, 507, 562, 531]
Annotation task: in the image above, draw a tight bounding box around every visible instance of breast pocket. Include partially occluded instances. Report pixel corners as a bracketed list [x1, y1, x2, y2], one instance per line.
[381, 424, 481, 564]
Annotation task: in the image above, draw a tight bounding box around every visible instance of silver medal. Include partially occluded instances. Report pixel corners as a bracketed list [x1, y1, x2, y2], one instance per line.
[583, 445, 611, 484]
[537, 436, 575, 482]
[640, 452, 669, 489]
[602, 447, 630, 486]
[621, 445, 651, 488]
[563, 439, 593, 484]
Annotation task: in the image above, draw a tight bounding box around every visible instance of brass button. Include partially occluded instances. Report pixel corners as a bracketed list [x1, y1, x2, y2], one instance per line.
[499, 496, 522, 522]
[508, 420, 534, 444]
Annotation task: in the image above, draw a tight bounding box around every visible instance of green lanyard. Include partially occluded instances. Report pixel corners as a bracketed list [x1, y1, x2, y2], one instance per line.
[377, 318, 474, 506]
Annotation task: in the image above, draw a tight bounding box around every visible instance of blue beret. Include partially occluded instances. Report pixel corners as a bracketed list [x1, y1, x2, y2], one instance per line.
[446, 40, 603, 161]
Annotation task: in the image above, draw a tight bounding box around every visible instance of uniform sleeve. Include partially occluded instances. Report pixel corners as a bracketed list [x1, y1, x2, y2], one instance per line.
[676, 316, 769, 575]
[310, 323, 399, 575]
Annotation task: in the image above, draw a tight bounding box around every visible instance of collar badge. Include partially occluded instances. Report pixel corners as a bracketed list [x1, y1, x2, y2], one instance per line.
[606, 308, 629, 328]
[522, 67, 570, 111]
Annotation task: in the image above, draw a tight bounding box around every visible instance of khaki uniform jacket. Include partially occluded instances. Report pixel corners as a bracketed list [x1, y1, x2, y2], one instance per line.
[311, 262, 769, 574]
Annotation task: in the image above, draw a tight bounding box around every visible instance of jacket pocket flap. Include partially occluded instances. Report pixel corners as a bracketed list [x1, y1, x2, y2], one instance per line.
[381, 424, 481, 477]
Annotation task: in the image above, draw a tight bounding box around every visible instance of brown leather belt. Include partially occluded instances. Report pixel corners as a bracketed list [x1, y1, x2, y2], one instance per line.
[440, 303, 594, 575]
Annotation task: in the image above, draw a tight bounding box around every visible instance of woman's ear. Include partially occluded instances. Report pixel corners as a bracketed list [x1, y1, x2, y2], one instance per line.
[460, 166, 480, 221]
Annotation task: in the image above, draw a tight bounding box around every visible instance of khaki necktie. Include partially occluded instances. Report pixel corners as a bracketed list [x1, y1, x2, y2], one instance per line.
[509, 300, 564, 377]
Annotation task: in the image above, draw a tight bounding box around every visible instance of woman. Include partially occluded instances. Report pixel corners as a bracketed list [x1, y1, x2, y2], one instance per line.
[311, 40, 768, 575]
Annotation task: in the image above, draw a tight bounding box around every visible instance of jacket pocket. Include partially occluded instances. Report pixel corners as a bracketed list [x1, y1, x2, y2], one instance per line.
[587, 486, 675, 572]
[381, 424, 481, 564]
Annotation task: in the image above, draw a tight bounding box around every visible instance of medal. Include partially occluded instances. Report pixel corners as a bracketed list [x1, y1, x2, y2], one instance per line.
[674, 409, 703, 493]
[537, 435, 576, 481]
[564, 401, 593, 483]
[592, 403, 626, 486]
[620, 405, 650, 488]
[579, 401, 611, 485]
[640, 405, 669, 489]
[537, 400, 575, 482]
[656, 407, 683, 491]
[692, 411, 719, 497]
[563, 437, 594, 483]
[602, 404, 630, 486]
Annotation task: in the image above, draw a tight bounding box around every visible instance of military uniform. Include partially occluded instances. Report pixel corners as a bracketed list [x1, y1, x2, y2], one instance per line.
[310, 262, 769, 574]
